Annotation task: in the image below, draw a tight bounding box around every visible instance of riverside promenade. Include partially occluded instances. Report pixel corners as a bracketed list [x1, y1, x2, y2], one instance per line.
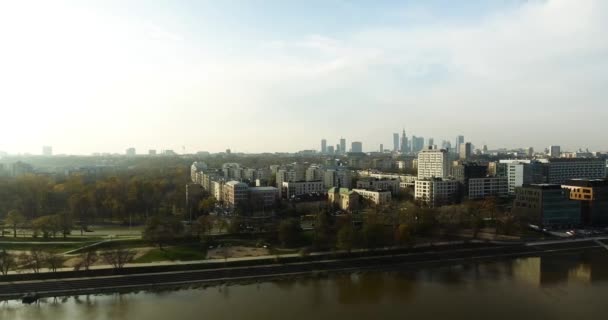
[1, 238, 605, 301]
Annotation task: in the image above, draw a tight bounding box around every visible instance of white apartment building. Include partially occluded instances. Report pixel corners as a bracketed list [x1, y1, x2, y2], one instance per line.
[211, 180, 224, 202]
[468, 177, 508, 200]
[223, 181, 249, 207]
[281, 181, 325, 199]
[324, 169, 351, 189]
[415, 179, 460, 207]
[352, 189, 392, 205]
[417, 147, 449, 179]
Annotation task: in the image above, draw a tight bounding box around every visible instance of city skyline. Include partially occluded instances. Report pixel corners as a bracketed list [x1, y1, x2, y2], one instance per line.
[2, 0, 608, 154]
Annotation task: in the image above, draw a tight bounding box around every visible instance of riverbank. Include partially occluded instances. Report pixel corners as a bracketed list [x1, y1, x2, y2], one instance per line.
[1, 238, 606, 301]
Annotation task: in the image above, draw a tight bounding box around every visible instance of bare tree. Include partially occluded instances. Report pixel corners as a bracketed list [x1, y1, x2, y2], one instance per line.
[101, 249, 135, 270]
[19, 249, 45, 273]
[78, 250, 99, 271]
[0, 250, 16, 275]
[44, 252, 65, 272]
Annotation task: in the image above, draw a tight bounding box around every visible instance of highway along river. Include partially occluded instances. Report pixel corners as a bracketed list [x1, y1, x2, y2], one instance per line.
[2, 248, 608, 320]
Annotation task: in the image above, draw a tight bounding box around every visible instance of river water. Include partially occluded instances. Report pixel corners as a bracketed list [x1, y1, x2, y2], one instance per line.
[2, 248, 608, 320]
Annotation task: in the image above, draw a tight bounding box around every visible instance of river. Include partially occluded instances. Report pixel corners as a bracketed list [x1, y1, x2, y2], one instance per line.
[2, 248, 608, 320]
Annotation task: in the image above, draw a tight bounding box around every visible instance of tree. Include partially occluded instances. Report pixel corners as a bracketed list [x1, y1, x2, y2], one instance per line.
[394, 224, 413, 246]
[143, 215, 184, 250]
[227, 216, 243, 234]
[5, 210, 25, 238]
[193, 215, 215, 238]
[198, 197, 217, 215]
[336, 224, 356, 252]
[312, 212, 331, 249]
[362, 220, 386, 249]
[101, 249, 135, 270]
[277, 218, 302, 248]
[44, 252, 65, 272]
[19, 249, 45, 273]
[78, 249, 98, 271]
[0, 250, 16, 275]
[32, 214, 63, 238]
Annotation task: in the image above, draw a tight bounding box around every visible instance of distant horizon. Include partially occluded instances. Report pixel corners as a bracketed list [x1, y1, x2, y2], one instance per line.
[2, 0, 608, 155]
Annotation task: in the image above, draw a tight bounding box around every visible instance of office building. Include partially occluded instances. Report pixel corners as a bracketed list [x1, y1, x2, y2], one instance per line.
[149, 149, 157, 156]
[455, 135, 464, 155]
[353, 189, 392, 206]
[379, 144, 383, 153]
[411, 136, 424, 153]
[498, 160, 534, 195]
[223, 181, 250, 208]
[428, 138, 434, 148]
[351, 141, 363, 153]
[42, 146, 52, 156]
[249, 187, 279, 208]
[468, 177, 508, 200]
[126, 148, 136, 156]
[324, 169, 352, 189]
[459, 142, 472, 160]
[321, 139, 327, 154]
[327, 145, 335, 154]
[549, 145, 561, 158]
[512, 184, 580, 227]
[562, 179, 608, 226]
[417, 147, 450, 179]
[393, 133, 399, 152]
[539, 158, 606, 184]
[355, 177, 400, 195]
[281, 181, 325, 199]
[415, 179, 460, 208]
[340, 138, 346, 155]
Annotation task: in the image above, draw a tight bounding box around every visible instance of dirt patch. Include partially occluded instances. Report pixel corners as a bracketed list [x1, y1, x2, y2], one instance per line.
[63, 247, 153, 268]
[207, 246, 269, 260]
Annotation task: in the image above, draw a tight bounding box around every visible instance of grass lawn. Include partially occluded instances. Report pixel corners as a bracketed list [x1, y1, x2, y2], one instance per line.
[0, 242, 89, 253]
[133, 244, 207, 263]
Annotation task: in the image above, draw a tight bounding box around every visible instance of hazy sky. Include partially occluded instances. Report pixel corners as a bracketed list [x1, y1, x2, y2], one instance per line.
[1, 0, 607, 155]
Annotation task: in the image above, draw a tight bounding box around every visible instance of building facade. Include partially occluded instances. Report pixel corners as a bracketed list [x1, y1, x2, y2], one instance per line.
[352, 189, 392, 205]
[414, 179, 460, 207]
[468, 177, 508, 200]
[512, 184, 580, 227]
[417, 147, 449, 179]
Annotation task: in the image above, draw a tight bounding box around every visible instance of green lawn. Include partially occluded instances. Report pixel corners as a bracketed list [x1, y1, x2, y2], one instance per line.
[0, 242, 88, 253]
[134, 244, 207, 263]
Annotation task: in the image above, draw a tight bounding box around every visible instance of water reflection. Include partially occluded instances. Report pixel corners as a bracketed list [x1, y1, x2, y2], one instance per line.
[1, 249, 607, 320]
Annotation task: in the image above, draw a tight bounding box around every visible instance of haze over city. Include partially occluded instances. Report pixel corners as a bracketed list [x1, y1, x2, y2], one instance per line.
[1, 0, 607, 155]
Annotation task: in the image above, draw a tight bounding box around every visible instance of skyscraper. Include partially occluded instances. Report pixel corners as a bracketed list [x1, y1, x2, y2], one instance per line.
[379, 144, 383, 152]
[321, 139, 327, 153]
[393, 133, 399, 152]
[400, 130, 408, 154]
[351, 141, 363, 153]
[428, 138, 434, 147]
[126, 148, 136, 156]
[549, 145, 561, 158]
[459, 142, 472, 160]
[456, 135, 464, 155]
[411, 136, 424, 153]
[340, 138, 346, 155]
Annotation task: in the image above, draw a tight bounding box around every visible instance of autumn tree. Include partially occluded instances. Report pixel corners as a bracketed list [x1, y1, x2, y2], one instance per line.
[19, 249, 45, 273]
[143, 215, 184, 250]
[277, 218, 302, 248]
[5, 210, 25, 238]
[101, 249, 136, 270]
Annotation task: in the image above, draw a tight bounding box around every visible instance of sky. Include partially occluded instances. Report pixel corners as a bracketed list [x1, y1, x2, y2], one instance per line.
[0, 0, 607, 155]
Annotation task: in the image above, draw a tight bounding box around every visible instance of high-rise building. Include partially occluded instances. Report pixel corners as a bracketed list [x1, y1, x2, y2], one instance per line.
[340, 138, 346, 155]
[411, 136, 424, 153]
[379, 144, 383, 152]
[456, 135, 464, 155]
[327, 146, 335, 154]
[549, 145, 561, 158]
[428, 138, 434, 148]
[527, 147, 534, 157]
[498, 160, 534, 194]
[393, 133, 399, 152]
[459, 142, 472, 160]
[42, 146, 52, 156]
[149, 149, 157, 156]
[321, 139, 327, 153]
[417, 147, 449, 179]
[126, 148, 136, 156]
[351, 141, 363, 153]
[400, 130, 408, 154]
